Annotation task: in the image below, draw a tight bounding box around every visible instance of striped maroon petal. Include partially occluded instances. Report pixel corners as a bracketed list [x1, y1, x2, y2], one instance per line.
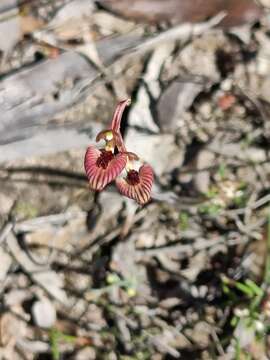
[84, 146, 127, 191]
[111, 99, 131, 133]
[116, 164, 154, 205]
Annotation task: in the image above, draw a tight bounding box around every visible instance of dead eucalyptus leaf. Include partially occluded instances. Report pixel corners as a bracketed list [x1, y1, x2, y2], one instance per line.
[98, 0, 262, 28]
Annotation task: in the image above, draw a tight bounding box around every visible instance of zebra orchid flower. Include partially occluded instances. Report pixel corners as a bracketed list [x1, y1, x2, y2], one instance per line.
[84, 129, 128, 191]
[116, 162, 154, 206]
[84, 99, 154, 204]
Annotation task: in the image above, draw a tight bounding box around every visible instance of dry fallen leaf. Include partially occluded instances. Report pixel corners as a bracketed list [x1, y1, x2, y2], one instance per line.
[33, 0, 103, 68]
[0, 312, 26, 359]
[97, 0, 262, 27]
[19, 14, 44, 35]
[157, 80, 204, 132]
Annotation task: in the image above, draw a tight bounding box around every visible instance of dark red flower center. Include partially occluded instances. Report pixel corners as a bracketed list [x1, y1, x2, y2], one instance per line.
[127, 169, 140, 186]
[96, 150, 114, 169]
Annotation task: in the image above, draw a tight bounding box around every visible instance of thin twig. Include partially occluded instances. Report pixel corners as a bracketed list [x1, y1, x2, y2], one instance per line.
[222, 193, 270, 216]
[0, 221, 13, 246]
[127, 12, 226, 58]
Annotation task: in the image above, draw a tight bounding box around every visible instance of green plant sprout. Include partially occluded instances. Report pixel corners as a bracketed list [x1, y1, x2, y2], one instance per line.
[221, 212, 270, 358]
[179, 211, 189, 231]
[50, 328, 77, 360]
[85, 272, 137, 301]
[199, 201, 223, 216]
[217, 163, 227, 180]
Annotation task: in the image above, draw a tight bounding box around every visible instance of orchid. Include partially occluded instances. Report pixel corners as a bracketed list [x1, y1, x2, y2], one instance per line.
[116, 164, 154, 205]
[84, 129, 127, 192]
[84, 99, 154, 205]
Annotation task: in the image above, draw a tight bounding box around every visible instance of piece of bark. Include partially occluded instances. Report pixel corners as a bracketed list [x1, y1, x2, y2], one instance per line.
[0, 51, 98, 144]
[0, 0, 20, 56]
[0, 32, 143, 147]
[0, 14, 223, 163]
[98, 0, 262, 27]
[0, 125, 101, 163]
